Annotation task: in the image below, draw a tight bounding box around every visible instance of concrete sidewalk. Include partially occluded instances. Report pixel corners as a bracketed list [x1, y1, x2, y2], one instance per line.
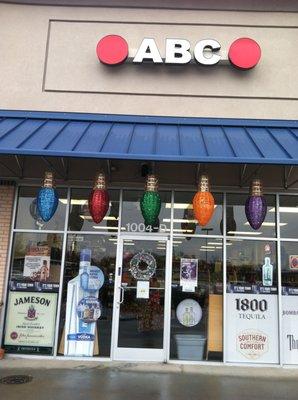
[0, 359, 298, 400]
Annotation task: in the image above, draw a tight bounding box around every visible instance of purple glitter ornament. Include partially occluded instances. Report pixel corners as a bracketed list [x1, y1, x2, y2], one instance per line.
[245, 178, 267, 230]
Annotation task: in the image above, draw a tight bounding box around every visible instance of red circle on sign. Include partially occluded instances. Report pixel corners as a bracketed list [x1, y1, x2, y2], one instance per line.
[228, 38, 261, 70]
[96, 35, 128, 65]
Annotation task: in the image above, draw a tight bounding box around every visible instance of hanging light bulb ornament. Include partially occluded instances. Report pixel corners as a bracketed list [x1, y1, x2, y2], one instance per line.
[140, 174, 161, 227]
[245, 178, 267, 230]
[89, 173, 110, 224]
[192, 174, 215, 227]
[37, 171, 59, 222]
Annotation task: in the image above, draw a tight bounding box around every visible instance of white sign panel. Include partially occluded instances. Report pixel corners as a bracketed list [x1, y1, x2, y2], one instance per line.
[4, 291, 58, 348]
[226, 291, 279, 363]
[136, 281, 150, 299]
[282, 288, 298, 364]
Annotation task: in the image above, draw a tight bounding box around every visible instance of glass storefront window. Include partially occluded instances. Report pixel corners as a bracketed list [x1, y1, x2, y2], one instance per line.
[4, 232, 63, 355]
[117, 239, 166, 350]
[281, 242, 298, 290]
[226, 194, 276, 237]
[121, 190, 171, 234]
[69, 188, 120, 233]
[173, 192, 223, 236]
[226, 239, 279, 364]
[279, 196, 298, 238]
[15, 186, 67, 231]
[170, 237, 223, 362]
[5, 186, 298, 363]
[9, 232, 63, 287]
[57, 234, 116, 357]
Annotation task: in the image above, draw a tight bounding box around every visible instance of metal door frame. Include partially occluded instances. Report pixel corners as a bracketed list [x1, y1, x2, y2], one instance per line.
[111, 233, 171, 362]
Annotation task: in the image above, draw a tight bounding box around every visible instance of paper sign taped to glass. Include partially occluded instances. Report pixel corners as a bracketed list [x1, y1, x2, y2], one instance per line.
[23, 245, 51, 282]
[136, 281, 150, 299]
[180, 258, 198, 292]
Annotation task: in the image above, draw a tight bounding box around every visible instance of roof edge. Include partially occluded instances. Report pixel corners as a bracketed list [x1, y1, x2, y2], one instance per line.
[0, 109, 297, 128]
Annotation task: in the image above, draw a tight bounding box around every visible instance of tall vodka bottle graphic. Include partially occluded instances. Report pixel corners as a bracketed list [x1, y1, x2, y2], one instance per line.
[64, 248, 95, 356]
[262, 257, 273, 287]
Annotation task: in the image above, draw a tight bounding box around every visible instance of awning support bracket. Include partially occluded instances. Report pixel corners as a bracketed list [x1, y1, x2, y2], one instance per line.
[41, 156, 66, 180]
[239, 164, 247, 187]
[14, 155, 25, 178]
[242, 165, 263, 186]
[284, 165, 294, 189]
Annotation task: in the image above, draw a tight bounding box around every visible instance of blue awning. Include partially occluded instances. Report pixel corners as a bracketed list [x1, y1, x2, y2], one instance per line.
[0, 110, 297, 165]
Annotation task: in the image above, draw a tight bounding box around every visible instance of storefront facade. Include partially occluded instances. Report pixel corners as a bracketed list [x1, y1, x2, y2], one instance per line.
[0, 0, 297, 367]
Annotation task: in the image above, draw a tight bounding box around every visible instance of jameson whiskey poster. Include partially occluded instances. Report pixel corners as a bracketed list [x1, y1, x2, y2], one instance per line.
[282, 287, 298, 364]
[4, 291, 58, 354]
[226, 285, 279, 363]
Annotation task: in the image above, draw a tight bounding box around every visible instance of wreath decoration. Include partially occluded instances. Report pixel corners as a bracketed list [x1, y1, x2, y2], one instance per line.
[129, 251, 157, 281]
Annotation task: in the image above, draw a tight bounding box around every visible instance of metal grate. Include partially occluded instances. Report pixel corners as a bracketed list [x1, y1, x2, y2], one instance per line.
[0, 375, 33, 385]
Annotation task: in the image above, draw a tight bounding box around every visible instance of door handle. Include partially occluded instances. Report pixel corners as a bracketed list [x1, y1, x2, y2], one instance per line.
[119, 286, 125, 304]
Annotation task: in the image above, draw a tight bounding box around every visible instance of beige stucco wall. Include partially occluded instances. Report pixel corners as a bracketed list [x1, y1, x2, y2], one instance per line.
[0, 2, 297, 119]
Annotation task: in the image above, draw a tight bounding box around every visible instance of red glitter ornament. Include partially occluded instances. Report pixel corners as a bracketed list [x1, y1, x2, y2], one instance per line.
[88, 173, 110, 224]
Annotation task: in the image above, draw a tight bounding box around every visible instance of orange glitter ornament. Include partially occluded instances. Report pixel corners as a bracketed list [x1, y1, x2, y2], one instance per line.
[192, 174, 215, 227]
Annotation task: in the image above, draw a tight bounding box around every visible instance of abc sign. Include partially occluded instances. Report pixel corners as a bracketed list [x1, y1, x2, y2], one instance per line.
[97, 35, 261, 70]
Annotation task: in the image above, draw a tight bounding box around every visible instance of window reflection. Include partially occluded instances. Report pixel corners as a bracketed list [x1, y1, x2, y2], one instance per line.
[9, 232, 63, 289]
[170, 238, 223, 361]
[121, 190, 171, 233]
[226, 240, 277, 289]
[69, 189, 120, 232]
[15, 187, 67, 231]
[279, 196, 298, 239]
[173, 192, 223, 236]
[226, 194, 276, 237]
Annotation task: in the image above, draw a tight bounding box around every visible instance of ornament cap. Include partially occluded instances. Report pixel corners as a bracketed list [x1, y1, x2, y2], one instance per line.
[198, 174, 210, 192]
[43, 171, 54, 188]
[250, 178, 263, 196]
[93, 173, 107, 190]
[146, 174, 158, 192]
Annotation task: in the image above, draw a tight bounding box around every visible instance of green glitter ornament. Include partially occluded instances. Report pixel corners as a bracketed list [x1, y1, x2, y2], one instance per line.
[140, 175, 161, 227]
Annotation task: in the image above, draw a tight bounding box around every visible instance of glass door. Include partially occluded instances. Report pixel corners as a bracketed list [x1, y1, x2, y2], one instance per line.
[112, 235, 170, 361]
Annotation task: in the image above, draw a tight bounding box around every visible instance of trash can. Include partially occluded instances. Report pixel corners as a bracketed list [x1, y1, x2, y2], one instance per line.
[174, 334, 206, 361]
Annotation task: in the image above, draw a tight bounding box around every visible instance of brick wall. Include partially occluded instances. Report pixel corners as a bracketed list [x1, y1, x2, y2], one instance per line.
[0, 185, 15, 303]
